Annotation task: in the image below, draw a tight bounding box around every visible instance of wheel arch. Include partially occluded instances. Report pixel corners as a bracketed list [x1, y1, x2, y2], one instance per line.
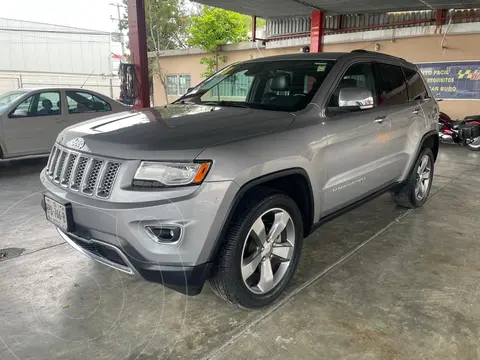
[207, 168, 315, 263]
[421, 131, 439, 162]
[401, 130, 439, 182]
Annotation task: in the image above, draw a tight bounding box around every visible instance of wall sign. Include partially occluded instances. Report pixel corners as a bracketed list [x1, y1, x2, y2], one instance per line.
[416, 61, 480, 100]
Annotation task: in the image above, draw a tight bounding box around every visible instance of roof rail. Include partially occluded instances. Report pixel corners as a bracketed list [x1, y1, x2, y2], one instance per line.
[350, 49, 407, 62]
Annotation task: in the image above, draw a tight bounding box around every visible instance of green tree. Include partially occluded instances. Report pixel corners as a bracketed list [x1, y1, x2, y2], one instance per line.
[119, 0, 188, 103]
[188, 7, 249, 77]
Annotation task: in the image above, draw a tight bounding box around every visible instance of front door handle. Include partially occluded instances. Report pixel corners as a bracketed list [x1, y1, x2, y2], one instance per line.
[412, 108, 421, 115]
[374, 116, 386, 124]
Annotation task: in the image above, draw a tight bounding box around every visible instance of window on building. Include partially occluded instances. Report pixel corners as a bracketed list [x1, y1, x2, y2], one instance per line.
[66, 91, 111, 114]
[403, 67, 429, 101]
[374, 63, 408, 106]
[10, 91, 61, 117]
[167, 74, 191, 96]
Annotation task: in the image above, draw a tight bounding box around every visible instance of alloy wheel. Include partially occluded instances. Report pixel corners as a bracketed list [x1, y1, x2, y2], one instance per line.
[415, 155, 431, 201]
[467, 136, 480, 149]
[240, 208, 295, 295]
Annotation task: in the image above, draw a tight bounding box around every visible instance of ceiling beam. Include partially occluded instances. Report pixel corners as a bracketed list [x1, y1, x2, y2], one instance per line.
[290, 0, 323, 10]
[418, 0, 435, 9]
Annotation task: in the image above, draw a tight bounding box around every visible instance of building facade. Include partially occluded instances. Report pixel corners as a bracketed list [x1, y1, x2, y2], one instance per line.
[0, 18, 121, 98]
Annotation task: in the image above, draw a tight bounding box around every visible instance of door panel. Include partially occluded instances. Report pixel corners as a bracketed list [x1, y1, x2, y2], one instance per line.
[373, 62, 415, 181]
[388, 102, 422, 178]
[322, 62, 395, 214]
[323, 108, 392, 213]
[2, 91, 62, 156]
[388, 67, 436, 178]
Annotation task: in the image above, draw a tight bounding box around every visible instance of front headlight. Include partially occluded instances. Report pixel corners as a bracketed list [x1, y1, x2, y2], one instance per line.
[133, 161, 211, 187]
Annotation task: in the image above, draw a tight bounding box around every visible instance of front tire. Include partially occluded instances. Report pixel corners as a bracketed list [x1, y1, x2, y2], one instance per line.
[209, 190, 303, 309]
[391, 147, 434, 208]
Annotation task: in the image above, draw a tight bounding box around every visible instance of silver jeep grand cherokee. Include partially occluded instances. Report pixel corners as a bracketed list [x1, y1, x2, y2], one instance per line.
[41, 51, 438, 308]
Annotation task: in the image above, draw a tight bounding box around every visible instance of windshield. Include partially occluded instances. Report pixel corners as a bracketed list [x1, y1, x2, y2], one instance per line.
[176, 60, 336, 112]
[0, 90, 27, 106]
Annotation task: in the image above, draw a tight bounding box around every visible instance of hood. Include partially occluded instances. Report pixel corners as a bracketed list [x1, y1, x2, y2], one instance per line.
[57, 104, 295, 160]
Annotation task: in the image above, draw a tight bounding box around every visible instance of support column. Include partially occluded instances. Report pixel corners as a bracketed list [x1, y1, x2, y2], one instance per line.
[310, 10, 325, 53]
[251, 15, 257, 41]
[436, 8, 444, 27]
[127, 0, 150, 108]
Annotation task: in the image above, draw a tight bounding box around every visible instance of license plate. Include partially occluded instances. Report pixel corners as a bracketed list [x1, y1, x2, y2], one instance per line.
[45, 196, 70, 231]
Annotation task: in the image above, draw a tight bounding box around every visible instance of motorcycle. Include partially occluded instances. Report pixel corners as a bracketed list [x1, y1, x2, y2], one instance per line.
[439, 112, 480, 151]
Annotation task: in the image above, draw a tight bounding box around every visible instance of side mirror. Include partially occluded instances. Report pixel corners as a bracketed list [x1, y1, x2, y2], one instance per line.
[338, 88, 374, 110]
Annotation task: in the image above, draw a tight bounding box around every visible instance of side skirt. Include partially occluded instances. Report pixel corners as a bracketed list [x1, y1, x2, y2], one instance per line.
[310, 181, 401, 233]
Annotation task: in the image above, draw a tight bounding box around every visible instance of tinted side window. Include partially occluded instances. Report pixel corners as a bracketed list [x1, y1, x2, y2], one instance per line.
[92, 95, 111, 112]
[10, 96, 33, 117]
[10, 92, 61, 118]
[403, 67, 429, 101]
[66, 91, 111, 113]
[328, 62, 376, 108]
[374, 63, 408, 106]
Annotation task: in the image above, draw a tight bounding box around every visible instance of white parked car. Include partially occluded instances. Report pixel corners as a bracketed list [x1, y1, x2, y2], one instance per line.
[0, 88, 128, 160]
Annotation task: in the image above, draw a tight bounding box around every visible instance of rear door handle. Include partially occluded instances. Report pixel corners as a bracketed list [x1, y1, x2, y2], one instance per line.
[374, 116, 386, 124]
[412, 108, 421, 115]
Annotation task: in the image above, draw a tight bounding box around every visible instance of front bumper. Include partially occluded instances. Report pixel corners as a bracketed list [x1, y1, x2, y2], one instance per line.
[40, 168, 238, 295]
[55, 228, 212, 295]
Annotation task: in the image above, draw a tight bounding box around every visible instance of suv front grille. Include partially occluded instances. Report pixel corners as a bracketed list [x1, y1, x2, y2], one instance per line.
[46, 144, 121, 199]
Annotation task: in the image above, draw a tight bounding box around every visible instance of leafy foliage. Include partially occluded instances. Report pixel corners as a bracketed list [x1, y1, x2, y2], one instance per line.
[189, 6, 249, 77]
[189, 7, 249, 52]
[120, 0, 188, 51]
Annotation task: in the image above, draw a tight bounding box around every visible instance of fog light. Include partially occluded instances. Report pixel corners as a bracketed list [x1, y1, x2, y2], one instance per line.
[145, 225, 182, 243]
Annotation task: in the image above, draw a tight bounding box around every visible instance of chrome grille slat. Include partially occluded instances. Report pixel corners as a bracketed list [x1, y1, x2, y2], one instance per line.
[82, 159, 104, 196]
[97, 162, 121, 198]
[48, 147, 61, 176]
[94, 162, 109, 195]
[46, 146, 57, 172]
[71, 156, 89, 191]
[45, 145, 121, 199]
[53, 150, 68, 182]
[61, 153, 78, 187]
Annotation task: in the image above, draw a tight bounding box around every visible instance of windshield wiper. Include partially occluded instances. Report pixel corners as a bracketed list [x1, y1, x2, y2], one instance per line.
[176, 99, 197, 105]
[202, 101, 249, 108]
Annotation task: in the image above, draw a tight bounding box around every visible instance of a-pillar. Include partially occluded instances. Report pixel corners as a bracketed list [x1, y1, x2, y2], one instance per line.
[310, 10, 325, 53]
[127, 0, 150, 108]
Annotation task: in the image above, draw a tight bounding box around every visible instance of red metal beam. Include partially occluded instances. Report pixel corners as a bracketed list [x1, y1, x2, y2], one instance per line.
[267, 12, 480, 43]
[127, 0, 150, 109]
[310, 10, 324, 53]
[436, 9, 444, 27]
[331, 18, 434, 33]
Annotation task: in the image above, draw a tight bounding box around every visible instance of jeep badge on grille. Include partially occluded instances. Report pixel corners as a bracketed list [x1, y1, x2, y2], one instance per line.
[68, 138, 85, 150]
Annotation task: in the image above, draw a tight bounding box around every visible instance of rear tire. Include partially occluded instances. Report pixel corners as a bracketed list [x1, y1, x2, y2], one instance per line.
[209, 189, 303, 309]
[391, 147, 434, 208]
[466, 136, 480, 151]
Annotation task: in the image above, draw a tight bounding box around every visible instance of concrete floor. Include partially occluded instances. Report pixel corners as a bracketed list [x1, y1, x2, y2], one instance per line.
[0, 146, 479, 360]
